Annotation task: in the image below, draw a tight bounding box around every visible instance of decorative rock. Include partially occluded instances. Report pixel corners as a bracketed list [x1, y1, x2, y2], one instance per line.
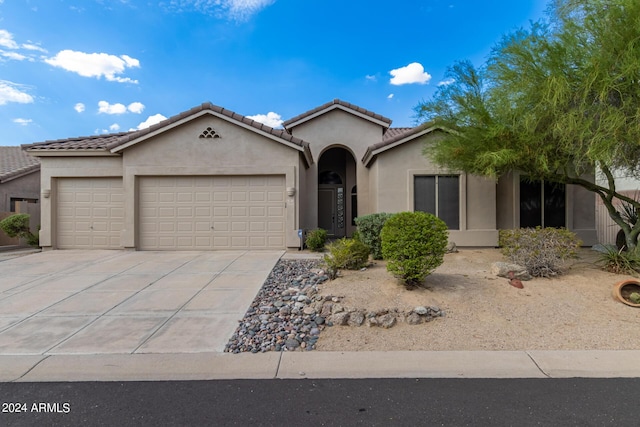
[303, 307, 316, 315]
[330, 311, 350, 326]
[347, 311, 365, 326]
[491, 262, 532, 281]
[285, 338, 300, 350]
[414, 306, 429, 315]
[378, 313, 396, 329]
[446, 241, 459, 253]
[406, 312, 422, 325]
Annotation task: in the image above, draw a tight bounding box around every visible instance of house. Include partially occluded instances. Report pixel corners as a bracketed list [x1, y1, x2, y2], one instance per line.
[23, 99, 598, 251]
[0, 146, 41, 245]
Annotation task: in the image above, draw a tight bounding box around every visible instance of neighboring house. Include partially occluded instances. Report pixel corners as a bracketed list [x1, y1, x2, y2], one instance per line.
[0, 146, 41, 245]
[23, 99, 598, 251]
[595, 170, 640, 245]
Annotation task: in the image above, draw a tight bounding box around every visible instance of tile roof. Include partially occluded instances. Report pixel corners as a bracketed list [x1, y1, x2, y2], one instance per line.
[0, 146, 40, 183]
[22, 103, 313, 165]
[283, 99, 392, 129]
[23, 133, 131, 151]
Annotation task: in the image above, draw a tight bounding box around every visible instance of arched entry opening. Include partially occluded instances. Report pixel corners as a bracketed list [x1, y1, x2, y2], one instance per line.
[318, 147, 356, 237]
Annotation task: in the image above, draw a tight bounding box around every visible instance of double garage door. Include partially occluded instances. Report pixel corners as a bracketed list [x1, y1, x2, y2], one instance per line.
[56, 175, 286, 250]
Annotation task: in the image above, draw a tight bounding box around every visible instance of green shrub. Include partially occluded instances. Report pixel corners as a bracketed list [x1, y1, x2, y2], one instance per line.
[380, 211, 448, 286]
[305, 228, 327, 252]
[592, 244, 640, 275]
[354, 212, 395, 259]
[323, 238, 370, 279]
[0, 214, 39, 247]
[499, 227, 581, 278]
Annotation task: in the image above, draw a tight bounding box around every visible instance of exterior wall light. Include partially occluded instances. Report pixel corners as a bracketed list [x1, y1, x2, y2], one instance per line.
[286, 187, 296, 197]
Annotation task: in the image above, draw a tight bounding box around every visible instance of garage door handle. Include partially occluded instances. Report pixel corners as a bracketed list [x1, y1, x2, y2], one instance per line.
[211, 226, 214, 230]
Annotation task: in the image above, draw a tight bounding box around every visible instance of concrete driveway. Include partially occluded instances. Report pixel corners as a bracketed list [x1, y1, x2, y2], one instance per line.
[0, 250, 283, 355]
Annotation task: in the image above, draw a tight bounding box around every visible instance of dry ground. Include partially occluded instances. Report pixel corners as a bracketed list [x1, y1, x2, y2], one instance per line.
[314, 248, 640, 351]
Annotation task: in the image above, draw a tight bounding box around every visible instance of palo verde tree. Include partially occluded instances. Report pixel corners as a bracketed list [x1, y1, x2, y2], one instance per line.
[415, 0, 640, 252]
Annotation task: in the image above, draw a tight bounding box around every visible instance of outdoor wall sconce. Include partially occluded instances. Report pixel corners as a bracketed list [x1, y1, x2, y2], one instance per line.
[286, 187, 296, 197]
[42, 189, 51, 198]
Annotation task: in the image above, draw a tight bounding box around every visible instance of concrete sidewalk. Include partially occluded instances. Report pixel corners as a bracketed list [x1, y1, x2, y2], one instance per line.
[2, 350, 640, 382]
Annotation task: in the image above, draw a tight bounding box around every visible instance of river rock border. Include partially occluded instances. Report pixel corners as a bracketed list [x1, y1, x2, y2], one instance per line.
[224, 259, 445, 353]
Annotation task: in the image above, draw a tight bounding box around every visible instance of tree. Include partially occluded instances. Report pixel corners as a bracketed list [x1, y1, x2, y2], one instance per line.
[415, 0, 640, 252]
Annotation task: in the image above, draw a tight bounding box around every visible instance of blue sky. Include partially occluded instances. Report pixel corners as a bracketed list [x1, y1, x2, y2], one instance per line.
[0, 0, 547, 146]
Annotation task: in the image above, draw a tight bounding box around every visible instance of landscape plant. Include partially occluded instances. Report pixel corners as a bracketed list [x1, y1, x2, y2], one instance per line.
[0, 213, 39, 247]
[499, 227, 581, 277]
[354, 212, 394, 259]
[592, 244, 640, 275]
[305, 228, 327, 252]
[380, 211, 448, 286]
[415, 0, 640, 254]
[323, 238, 370, 279]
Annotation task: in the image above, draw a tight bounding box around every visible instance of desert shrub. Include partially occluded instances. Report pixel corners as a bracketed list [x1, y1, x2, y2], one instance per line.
[354, 212, 394, 259]
[380, 211, 448, 286]
[305, 228, 327, 252]
[323, 238, 370, 279]
[0, 214, 39, 247]
[592, 244, 640, 275]
[499, 227, 581, 278]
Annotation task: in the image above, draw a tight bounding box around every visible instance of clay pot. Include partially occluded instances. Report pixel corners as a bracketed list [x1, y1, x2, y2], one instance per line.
[612, 280, 640, 307]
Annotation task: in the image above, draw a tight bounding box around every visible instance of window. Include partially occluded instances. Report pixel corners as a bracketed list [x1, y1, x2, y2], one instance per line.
[519, 177, 565, 228]
[414, 175, 459, 229]
[10, 198, 38, 212]
[351, 185, 357, 226]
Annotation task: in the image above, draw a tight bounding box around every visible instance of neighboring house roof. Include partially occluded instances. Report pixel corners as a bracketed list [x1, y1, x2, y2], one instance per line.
[362, 121, 443, 167]
[283, 99, 393, 130]
[0, 146, 40, 183]
[23, 103, 314, 167]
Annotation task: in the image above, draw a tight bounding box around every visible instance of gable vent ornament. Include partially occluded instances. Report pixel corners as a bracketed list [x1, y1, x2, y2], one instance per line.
[199, 127, 221, 139]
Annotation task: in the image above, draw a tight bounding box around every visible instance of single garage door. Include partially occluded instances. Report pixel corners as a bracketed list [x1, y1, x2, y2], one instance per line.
[139, 175, 286, 250]
[57, 178, 124, 249]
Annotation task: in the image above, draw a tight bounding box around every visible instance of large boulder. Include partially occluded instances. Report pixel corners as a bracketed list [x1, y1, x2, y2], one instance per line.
[491, 262, 532, 281]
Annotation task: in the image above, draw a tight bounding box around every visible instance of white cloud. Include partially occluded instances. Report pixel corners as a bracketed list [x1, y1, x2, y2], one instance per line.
[21, 43, 47, 53]
[98, 100, 127, 114]
[1, 51, 27, 61]
[132, 113, 167, 130]
[387, 93, 394, 99]
[164, 0, 275, 20]
[438, 78, 455, 86]
[0, 80, 34, 105]
[109, 123, 120, 131]
[389, 62, 432, 85]
[0, 29, 18, 49]
[247, 112, 283, 128]
[45, 50, 140, 83]
[74, 102, 85, 113]
[13, 118, 32, 126]
[127, 102, 145, 114]
[365, 75, 377, 82]
[98, 100, 146, 114]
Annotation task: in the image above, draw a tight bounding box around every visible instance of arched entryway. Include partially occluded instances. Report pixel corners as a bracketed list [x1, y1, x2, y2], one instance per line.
[318, 147, 357, 237]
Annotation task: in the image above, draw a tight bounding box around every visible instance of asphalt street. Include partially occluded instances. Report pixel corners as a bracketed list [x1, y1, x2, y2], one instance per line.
[1, 378, 639, 426]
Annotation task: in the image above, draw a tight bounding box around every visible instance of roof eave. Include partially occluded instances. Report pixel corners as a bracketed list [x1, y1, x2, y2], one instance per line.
[25, 149, 120, 157]
[363, 124, 444, 167]
[0, 164, 40, 183]
[285, 104, 392, 130]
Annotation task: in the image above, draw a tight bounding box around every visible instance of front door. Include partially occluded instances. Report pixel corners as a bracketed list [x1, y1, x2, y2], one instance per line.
[318, 186, 345, 237]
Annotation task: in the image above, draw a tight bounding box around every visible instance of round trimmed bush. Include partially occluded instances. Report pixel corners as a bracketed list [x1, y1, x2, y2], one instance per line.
[305, 228, 328, 252]
[381, 211, 448, 285]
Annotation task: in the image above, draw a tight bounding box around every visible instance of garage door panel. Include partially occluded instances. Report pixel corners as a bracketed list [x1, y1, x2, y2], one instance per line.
[139, 175, 285, 250]
[56, 177, 123, 249]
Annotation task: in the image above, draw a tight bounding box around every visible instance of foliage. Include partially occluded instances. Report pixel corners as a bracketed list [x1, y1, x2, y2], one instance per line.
[499, 227, 581, 277]
[354, 213, 395, 260]
[414, 0, 640, 252]
[630, 293, 640, 304]
[305, 228, 327, 252]
[323, 238, 370, 279]
[0, 214, 39, 247]
[592, 244, 640, 275]
[380, 211, 448, 286]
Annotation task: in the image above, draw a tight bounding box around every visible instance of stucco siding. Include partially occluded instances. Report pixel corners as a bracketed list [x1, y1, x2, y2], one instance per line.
[0, 171, 40, 212]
